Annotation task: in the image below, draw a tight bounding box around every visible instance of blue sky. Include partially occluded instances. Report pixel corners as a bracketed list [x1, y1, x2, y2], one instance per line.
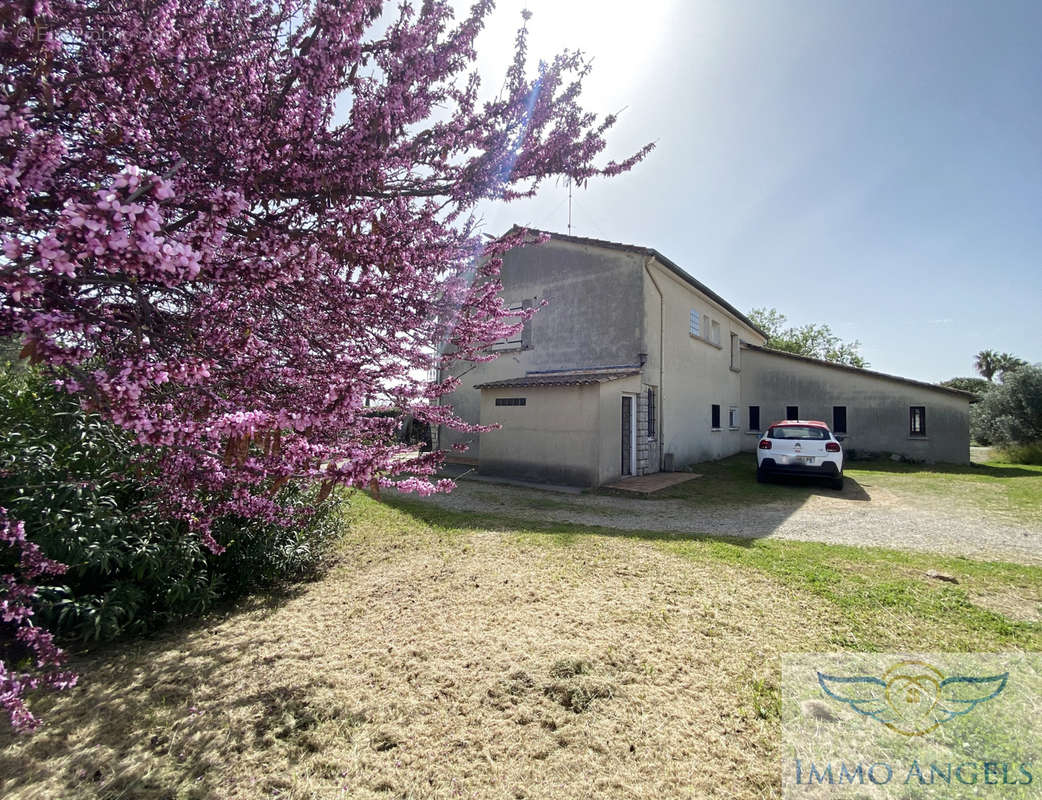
[469, 0, 1042, 382]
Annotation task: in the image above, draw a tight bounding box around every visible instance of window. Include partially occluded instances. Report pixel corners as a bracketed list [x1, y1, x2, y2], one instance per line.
[786, 405, 799, 420]
[710, 319, 721, 346]
[910, 406, 926, 436]
[728, 406, 738, 429]
[748, 406, 760, 432]
[488, 302, 525, 351]
[495, 397, 526, 407]
[711, 404, 721, 429]
[689, 309, 701, 337]
[647, 387, 657, 439]
[833, 406, 847, 434]
[730, 333, 741, 370]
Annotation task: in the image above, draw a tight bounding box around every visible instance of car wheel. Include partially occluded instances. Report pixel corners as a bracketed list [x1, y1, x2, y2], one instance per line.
[830, 475, 844, 491]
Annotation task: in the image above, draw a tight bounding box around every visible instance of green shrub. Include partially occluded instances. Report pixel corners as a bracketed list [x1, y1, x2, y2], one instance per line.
[0, 366, 340, 643]
[973, 365, 1042, 448]
[995, 441, 1042, 466]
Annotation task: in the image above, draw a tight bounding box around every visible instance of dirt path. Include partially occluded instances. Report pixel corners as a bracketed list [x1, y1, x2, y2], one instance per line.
[399, 477, 1042, 565]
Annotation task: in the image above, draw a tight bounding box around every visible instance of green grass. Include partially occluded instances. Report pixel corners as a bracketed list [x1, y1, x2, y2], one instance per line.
[849, 458, 1042, 522]
[377, 494, 1042, 653]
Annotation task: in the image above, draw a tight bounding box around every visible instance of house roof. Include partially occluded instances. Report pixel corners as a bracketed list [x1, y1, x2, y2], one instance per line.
[475, 367, 641, 390]
[504, 226, 768, 340]
[741, 344, 979, 401]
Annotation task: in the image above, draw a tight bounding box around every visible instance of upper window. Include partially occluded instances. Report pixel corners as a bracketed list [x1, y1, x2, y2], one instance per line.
[495, 397, 526, 407]
[833, 406, 847, 434]
[689, 309, 701, 337]
[910, 406, 926, 436]
[710, 320, 721, 346]
[711, 404, 721, 429]
[488, 302, 525, 351]
[730, 333, 741, 370]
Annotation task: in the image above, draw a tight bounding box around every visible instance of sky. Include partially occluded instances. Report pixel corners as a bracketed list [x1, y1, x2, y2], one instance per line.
[457, 0, 1042, 382]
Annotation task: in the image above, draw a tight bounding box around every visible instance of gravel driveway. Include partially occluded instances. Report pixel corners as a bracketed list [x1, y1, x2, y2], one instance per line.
[395, 474, 1042, 566]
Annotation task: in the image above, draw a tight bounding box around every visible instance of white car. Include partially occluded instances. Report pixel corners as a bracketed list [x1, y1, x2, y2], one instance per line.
[756, 420, 844, 490]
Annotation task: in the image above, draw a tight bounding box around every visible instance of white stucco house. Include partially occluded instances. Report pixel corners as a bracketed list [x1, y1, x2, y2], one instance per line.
[437, 228, 974, 487]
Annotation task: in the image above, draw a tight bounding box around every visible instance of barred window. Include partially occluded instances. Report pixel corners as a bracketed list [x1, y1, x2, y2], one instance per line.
[647, 387, 657, 439]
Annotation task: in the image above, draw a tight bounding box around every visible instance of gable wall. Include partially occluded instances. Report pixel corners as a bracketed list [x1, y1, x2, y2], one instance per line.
[739, 348, 971, 463]
[439, 238, 645, 460]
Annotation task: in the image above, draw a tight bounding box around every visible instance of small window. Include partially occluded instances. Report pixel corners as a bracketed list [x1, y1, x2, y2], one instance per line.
[748, 405, 760, 431]
[689, 309, 701, 337]
[710, 319, 721, 346]
[495, 397, 526, 407]
[833, 406, 847, 434]
[730, 333, 740, 370]
[910, 406, 926, 436]
[786, 405, 799, 420]
[728, 406, 738, 429]
[647, 387, 657, 439]
[711, 404, 721, 429]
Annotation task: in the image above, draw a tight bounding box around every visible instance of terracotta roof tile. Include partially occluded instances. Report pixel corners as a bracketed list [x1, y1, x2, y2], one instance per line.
[475, 368, 640, 389]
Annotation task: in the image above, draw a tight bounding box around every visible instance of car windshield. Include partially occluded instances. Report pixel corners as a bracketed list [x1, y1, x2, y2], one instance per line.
[768, 425, 831, 440]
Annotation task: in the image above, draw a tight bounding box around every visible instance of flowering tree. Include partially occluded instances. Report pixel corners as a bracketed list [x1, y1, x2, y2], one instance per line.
[2, 0, 649, 528]
[1, 0, 649, 725]
[1, 507, 76, 731]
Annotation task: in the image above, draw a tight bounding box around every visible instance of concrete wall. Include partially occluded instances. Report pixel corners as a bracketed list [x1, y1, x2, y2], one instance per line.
[478, 384, 603, 486]
[739, 348, 971, 464]
[440, 237, 646, 459]
[643, 258, 767, 468]
[477, 374, 643, 487]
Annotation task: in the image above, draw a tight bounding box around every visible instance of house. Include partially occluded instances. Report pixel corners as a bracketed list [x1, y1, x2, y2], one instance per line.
[437, 229, 974, 486]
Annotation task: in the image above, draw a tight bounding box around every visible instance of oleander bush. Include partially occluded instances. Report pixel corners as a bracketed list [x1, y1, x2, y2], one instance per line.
[0, 364, 341, 644]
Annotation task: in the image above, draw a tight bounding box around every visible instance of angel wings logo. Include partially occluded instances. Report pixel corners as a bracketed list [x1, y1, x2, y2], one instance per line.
[817, 660, 1008, 737]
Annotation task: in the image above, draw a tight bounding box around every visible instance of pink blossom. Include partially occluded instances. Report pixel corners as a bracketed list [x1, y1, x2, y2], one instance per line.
[0, 0, 649, 729]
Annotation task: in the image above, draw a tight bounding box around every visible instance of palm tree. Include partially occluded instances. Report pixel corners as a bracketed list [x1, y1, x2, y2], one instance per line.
[995, 352, 1028, 382]
[974, 350, 1000, 382]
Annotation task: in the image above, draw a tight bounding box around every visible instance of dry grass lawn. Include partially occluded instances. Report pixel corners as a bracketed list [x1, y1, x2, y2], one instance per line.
[2, 494, 1039, 800]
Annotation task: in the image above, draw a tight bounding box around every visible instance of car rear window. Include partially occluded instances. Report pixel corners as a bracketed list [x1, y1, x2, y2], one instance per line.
[767, 425, 831, 440]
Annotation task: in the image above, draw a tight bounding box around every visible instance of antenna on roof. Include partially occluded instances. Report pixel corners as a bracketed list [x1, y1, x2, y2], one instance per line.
[567, 176, 573, 235]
